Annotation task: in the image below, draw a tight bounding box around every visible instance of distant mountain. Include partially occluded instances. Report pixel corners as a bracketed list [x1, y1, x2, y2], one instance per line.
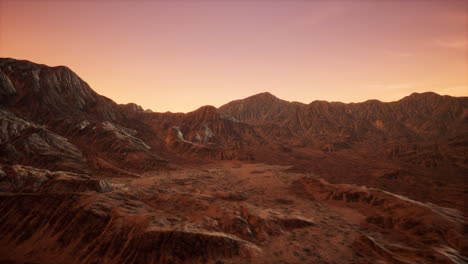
[220, 90, 467, 142]
[1, 58, 467, 264]
[220, 92, 304, 125]
[1, 57, 467, 208]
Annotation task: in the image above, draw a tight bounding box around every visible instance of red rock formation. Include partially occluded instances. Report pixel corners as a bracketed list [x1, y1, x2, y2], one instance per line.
[292, 177, 468, 264]
[0, 58, 467, 263]
[0, 58, 167, 176]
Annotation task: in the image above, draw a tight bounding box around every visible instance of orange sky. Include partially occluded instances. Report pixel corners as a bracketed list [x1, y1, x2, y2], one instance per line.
[1, 0, 467, 112]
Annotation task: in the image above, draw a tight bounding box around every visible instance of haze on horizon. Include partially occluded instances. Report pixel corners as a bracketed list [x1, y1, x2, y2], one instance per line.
[1, 0, 467, 112]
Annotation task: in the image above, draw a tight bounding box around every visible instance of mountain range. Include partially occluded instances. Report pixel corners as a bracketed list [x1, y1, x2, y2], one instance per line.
[0, 58, 467, 264]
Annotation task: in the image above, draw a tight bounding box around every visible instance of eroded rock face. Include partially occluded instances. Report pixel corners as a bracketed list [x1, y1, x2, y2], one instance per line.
[0, 164, 115, 193]
[0, 70, 16, 99]
[0, 58, 467, 263]
[0, 108, 89, 173]
[141, 105, 260, 160]
[54, 119, 166, 176]
[0, 165, 257, 263]
[143, 191, 315, 244]
[220, 91, 468, 142]
[0, 192, 261, 264]
[0, 58, 121, 122]
[1, 58, 467, 183]
[0, 58, 167, 175]
[118, 103, 144, 118]
[292, 177, 468, 264]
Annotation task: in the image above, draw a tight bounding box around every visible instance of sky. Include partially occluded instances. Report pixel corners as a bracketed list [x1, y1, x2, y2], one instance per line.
[1, 0, 467, 112]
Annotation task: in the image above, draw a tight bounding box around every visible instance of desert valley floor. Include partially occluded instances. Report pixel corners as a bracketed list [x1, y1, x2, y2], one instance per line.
[114, 162, 392, 263]
[1, 161, 466, 264]
[0, 58, 466, 263]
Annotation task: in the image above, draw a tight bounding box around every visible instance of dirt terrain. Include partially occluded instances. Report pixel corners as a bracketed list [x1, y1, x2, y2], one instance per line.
[0, 58, 467, 263]
[104, 162, 466, 264]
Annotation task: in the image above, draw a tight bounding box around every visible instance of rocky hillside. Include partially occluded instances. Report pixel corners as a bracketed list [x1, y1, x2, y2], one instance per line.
[220, 91, 467, 143]
[0, 59, 168, 177]
[0, 58, 467, 263]
[1, 58, 467, 206]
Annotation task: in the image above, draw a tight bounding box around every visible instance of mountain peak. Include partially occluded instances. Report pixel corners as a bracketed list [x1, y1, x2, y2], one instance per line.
[407, 91, 440, 98]
[0, 58, 122, 122]
[400, 91, 447, 103]
[249, 92, 279, 100]
[192, 105, 218, 113]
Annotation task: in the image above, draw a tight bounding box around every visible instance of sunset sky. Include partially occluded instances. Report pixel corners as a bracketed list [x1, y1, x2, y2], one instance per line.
[1, 0, 467, 112]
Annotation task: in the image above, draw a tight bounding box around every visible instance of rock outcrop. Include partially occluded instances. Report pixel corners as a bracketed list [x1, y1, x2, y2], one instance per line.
[0, 58, 167, 176]
[0, 57, 467, 263]
[0, 108, 89, 173]
[292, 177, 468, 264]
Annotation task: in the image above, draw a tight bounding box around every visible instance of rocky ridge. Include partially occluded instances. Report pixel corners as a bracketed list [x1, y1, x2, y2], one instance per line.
[0, 58, 467, 263]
